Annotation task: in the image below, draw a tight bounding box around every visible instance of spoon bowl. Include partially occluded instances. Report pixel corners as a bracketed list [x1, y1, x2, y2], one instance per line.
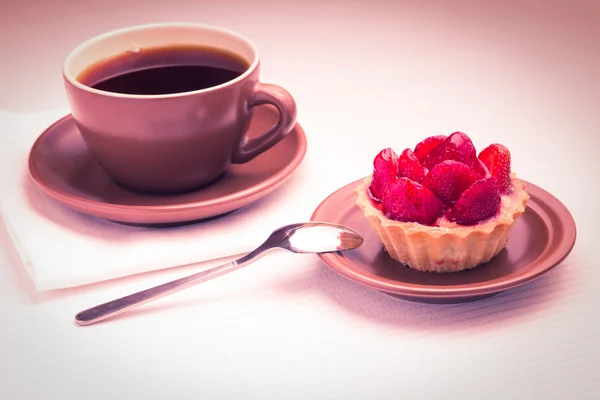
[266, 222, 364, 254]
[75, 221, 363, 326]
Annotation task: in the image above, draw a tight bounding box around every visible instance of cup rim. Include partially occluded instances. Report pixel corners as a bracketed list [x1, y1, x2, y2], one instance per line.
[62, 22, 260, 99]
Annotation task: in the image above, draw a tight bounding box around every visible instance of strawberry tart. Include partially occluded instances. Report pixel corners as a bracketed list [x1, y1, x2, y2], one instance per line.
[356, 131, 529, 273]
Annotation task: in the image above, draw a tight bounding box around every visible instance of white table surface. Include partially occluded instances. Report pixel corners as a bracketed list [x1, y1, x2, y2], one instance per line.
[1, 0, 599, 399]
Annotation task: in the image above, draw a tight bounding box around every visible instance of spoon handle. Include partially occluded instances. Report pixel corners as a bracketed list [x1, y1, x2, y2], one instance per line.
[75, 249, 266, 326]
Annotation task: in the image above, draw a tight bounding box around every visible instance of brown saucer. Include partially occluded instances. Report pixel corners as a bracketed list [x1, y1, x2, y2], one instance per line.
[311, 179, 577, 303]
[28, 106, 307, 225]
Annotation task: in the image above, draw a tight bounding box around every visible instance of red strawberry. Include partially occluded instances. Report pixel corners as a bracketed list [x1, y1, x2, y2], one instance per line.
[382, 177, 444, 226]
[423, 160, 479, 205]
[422, 131, 477, 170]
[474, 158, 491, 178]
[447, 177, 501, 225]
[369, 148, 399, 200]
[398, 148, 427, 183]
[478, 144, 511, 193]
[413, 135, 447, 162]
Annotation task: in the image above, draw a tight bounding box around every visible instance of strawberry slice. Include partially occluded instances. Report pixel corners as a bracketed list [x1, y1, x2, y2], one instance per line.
[382, 177, 444, 226]
[474, 158, 491, 178]
[413, 135, 447, 163]
[398, 148, 427, 183]
[447, 177, 501, 225]
[478, 144, 511, 193]
[369, 148, 399, 200]
[423, 160, 479, 205]
[422, 131, 477, 170]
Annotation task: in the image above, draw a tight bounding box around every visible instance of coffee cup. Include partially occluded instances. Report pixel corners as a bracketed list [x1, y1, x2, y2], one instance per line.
[63, 23, 297, 194]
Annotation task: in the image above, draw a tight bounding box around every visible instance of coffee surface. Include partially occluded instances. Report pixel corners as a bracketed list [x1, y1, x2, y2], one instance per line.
[77, 45, 250, 95]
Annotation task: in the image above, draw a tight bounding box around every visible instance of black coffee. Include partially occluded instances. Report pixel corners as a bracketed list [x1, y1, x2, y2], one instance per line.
[77, 45, 250, 95]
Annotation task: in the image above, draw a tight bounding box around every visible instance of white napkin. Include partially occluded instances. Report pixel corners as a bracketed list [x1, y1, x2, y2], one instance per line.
[0, 109, 333, 291]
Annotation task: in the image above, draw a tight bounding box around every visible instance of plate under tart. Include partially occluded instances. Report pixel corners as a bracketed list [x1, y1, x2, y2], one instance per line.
[311, 178, 576, 303]
[28, 105, 307, 225]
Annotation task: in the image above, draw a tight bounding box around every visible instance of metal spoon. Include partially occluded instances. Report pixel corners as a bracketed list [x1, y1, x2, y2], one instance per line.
[75, 222, 363, 326]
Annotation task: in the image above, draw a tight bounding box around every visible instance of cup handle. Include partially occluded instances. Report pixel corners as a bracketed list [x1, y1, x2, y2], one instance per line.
[231, 82, 297, 164]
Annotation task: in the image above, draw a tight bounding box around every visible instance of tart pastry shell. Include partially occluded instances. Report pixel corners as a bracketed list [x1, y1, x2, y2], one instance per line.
[355, 175, 530, 273]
